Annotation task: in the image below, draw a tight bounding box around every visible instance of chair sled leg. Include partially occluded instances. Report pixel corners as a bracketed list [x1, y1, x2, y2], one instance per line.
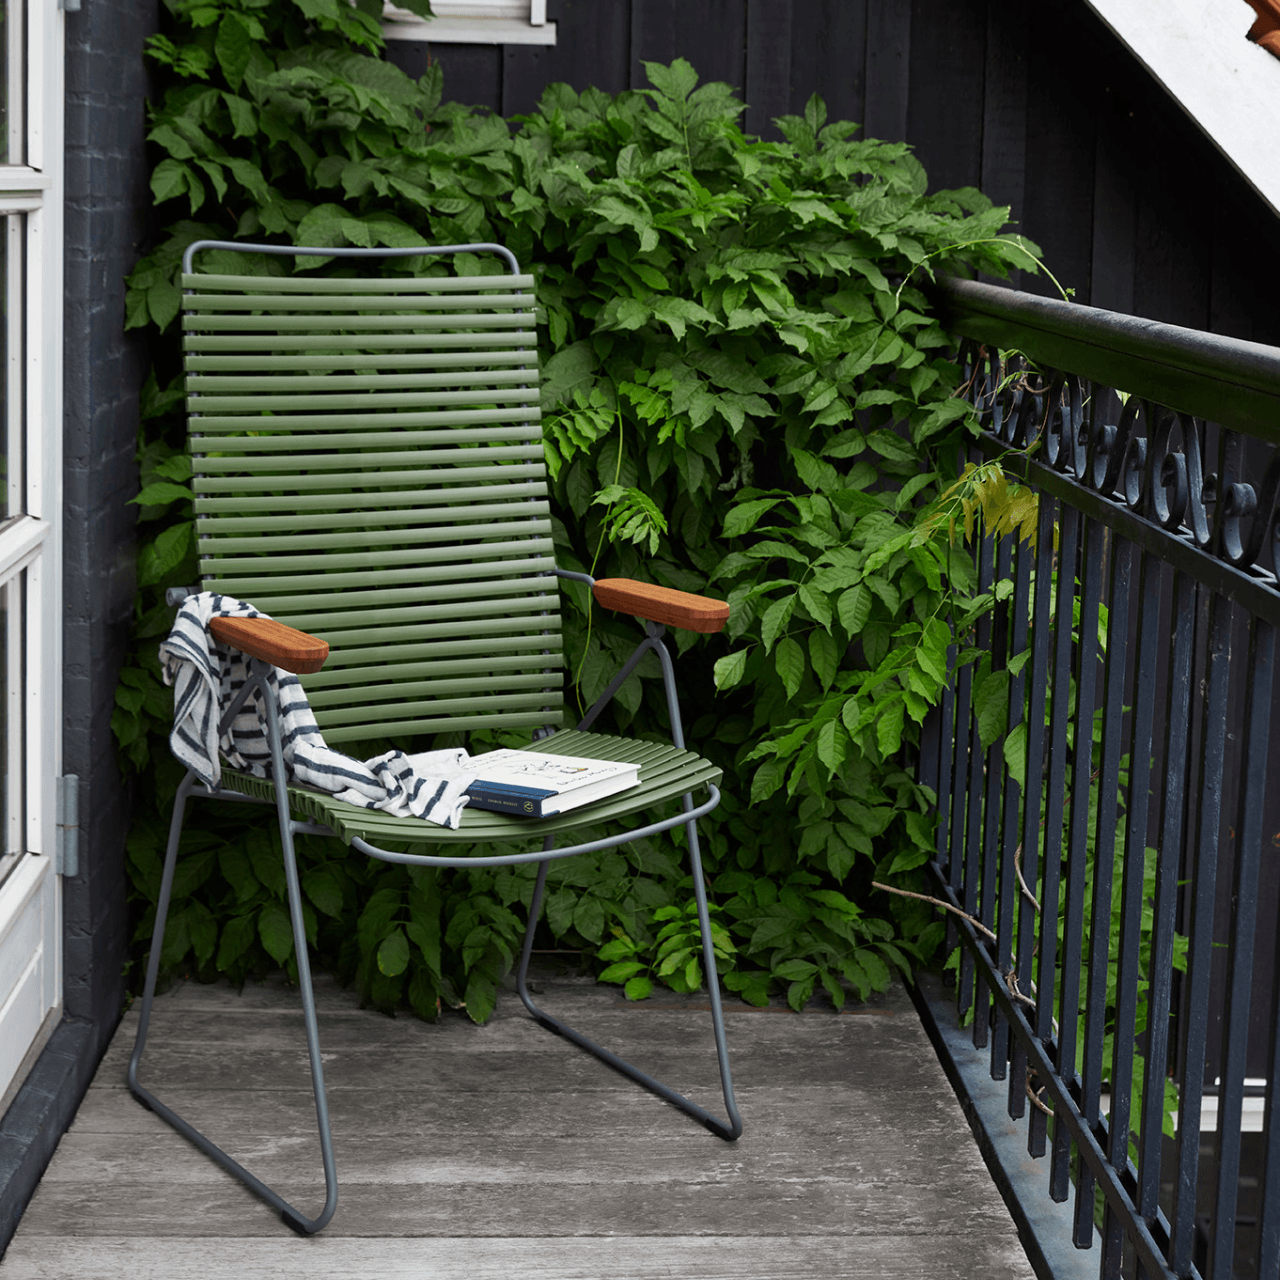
[515, 821, 743, 1141]
[127, 767, 340, 1234]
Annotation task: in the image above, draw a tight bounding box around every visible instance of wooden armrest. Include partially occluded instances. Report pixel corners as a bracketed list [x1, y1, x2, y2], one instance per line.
[209, 616, 329, 674]
[592, 578, 730, 634]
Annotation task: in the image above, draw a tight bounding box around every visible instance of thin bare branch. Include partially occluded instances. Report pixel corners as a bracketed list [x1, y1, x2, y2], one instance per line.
[1004, 968, 1037, 1011]
[1026, 1078, 1053, 1115]
[871, 881, 997, 944]
[1014, 844, 1040, 914]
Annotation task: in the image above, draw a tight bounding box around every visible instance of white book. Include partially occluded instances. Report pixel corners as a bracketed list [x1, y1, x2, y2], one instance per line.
[466, 748, 640, 818]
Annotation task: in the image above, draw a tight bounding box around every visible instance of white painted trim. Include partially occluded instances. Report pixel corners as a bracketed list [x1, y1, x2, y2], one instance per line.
[382, 1, 557, 44]
[0, 168, 52, 193]
[0, 855, 55, 1102]
[0, 999, 59, 1117]
[0, 519, 49, 589]
[1083, 0, 1280, 219]
[28, 0, 64, 861]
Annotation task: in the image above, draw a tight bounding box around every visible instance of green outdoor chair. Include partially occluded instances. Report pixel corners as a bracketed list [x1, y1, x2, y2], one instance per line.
[126, 241, 743, 1235]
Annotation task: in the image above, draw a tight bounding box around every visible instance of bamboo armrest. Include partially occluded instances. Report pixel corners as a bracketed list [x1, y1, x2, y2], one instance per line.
[592, 578, 730, 634]
[209, 616, 330, 674]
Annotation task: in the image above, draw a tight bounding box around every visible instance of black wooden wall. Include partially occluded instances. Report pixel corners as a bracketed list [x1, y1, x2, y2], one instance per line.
[387, 0, 1280, 347]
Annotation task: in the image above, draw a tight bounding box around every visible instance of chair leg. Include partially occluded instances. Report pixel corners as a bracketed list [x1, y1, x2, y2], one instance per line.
[515, 818, 744, 1141]
[127, 769, 340, 1234]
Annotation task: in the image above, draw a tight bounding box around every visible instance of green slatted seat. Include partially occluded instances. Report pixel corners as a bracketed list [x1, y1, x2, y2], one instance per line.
[127, 242, 742, 1237]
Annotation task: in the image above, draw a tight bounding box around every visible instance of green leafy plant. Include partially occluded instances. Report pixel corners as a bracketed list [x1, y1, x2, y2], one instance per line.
[117, 0, 1048, 1021]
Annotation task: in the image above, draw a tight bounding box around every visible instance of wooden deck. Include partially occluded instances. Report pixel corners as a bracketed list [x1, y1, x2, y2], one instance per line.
[2, 966, 1034, 1279]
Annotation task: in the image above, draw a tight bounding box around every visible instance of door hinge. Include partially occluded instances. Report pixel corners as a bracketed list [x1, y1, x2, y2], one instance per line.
[56, 775, 80, 877]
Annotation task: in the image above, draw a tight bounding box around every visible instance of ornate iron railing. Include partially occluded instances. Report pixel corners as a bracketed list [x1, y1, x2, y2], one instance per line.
[915, 277, 1280, 1280]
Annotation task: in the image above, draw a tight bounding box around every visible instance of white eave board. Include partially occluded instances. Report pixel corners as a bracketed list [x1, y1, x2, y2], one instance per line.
[383, 1, 556, 44]
[1084, 0, 1280, 219]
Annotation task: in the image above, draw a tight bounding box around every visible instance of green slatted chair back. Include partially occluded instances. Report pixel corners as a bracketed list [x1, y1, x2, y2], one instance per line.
[183, 258, 563, 745]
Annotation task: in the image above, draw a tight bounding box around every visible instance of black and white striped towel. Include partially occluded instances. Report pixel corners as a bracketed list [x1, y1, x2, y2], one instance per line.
[160, 592, 475, 829]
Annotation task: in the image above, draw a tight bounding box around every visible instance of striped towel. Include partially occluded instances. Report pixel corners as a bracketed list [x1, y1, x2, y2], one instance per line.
[160, 593, 475, 829]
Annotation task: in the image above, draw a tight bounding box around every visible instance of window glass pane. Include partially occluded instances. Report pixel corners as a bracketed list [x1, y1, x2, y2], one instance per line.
[0, 223, 7, 521]
[0, 1, 8, 165]
[0, 212, 19, 522]
[0, 0, 18, 166]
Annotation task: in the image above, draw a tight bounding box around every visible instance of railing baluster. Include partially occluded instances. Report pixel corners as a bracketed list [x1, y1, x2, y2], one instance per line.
[1012, 496, 1057, 1138]
[1079, 532, 1135, 1268]
[1260, 714, 1280, 1279]
[1169, 587, 1233, 1277]
[939, 638, 959, 957]
[1057, 515, 1105, 1238]
[933, 661, 955, 871]
[952, 629, 976, 1017]
[969, 533, 997, 1049]
[918, 697, 941, 812]
[1038, 502, 1080, 1180]
[1208, 615, 1275, 1280]
[976, 532, 1007, 1054]
[992, 533, 1030, 1085]
[1105, 545, 1161, 1278]
[1136, 568, 1196, 1270]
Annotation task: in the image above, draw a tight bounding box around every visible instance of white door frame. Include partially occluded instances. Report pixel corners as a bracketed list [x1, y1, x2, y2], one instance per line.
[0, 0, 64, 1109]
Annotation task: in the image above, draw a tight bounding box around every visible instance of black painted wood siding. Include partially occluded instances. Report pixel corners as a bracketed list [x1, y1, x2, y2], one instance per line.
[387, 0, 1280, 348]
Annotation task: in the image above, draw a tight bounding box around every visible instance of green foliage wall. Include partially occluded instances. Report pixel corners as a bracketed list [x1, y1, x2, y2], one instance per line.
[117, 0, 1043, 1021]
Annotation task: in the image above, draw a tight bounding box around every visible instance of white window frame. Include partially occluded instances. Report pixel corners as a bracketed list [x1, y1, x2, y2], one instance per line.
[0, 0, 65, 1109]
[382, 0, 557, 45]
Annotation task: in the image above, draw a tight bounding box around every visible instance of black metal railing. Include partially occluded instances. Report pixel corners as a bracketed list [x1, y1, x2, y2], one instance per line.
[915, 277, 1280, 1280]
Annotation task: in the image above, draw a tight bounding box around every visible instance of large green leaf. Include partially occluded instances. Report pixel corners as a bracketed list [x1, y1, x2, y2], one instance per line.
[258, 903, 294, 965]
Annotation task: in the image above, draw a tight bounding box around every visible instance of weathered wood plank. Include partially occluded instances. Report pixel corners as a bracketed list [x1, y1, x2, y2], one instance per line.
[1085, 21, 1137, 315]
[501, 0, 631, 118]
[383, 41, 503, 114]
[743, 0, 793, 140]
[787, 0, 867, 131]
[63, 1084, 926, 1138]
[102, 977, 924, 1101]
[863, 0, 911, 144]
[16, 1175, 1027, 1241]
[629, 0, 748, 91]
[905, 0, 986, 193]
[0, 1234, 1037, 1280]
[110, 1021, 941, 1093]
[1130, 72, 1213, 330]
[42, 1102, 993, 1188]
[980, 0, 1029, 288]
[106, 999, 909, 1055]
[1020, 0, 1095, 301]
[138, 967, 904, 1016]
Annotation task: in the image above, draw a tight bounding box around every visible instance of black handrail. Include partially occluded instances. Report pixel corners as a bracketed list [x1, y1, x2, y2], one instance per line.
[931, 276, 1280, 444]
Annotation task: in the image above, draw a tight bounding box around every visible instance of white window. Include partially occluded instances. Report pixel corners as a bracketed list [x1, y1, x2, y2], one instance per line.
[382, 0, 556, 45]
[0, 0, 64, 1110]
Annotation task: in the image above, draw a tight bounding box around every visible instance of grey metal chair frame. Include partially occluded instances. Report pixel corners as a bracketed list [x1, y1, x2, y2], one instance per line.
[127, 242, 743, 1236]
